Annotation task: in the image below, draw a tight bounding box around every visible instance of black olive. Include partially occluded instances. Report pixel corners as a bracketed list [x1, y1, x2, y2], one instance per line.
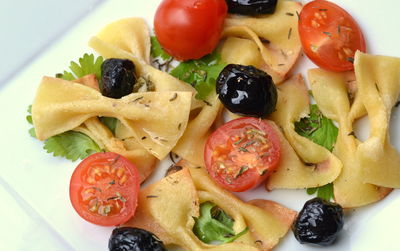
[101, 58, 137, 98]
[109, 227, 166, 251]
[225, 0, 278, 15]
[292, 197, 344, 246]
[216, 64, 277, 118]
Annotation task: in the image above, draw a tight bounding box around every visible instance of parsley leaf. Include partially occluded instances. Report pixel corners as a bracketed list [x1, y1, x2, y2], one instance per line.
[294, 104, 338, 152]
[295, 104, 338, 201]
[193, 201, 248, 244]
[306, 183, 334, 201]
[150, 36, 172, 60]
[170, 52, 227, 100]
[57, 53, 103, 81]
[43, 131, 101, 161]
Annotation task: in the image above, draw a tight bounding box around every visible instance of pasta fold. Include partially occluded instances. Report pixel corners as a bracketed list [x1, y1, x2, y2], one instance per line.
[222, 0, 302, 83]
[267, 74, 342, 190]
[354, 51, 400, 188]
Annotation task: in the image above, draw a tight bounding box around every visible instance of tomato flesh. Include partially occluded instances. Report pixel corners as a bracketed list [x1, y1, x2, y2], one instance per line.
[204, 117, 281, 192]
[154, 0, 227, 60]
[70, 152, 140, 226]
[299, 0, 366, 72]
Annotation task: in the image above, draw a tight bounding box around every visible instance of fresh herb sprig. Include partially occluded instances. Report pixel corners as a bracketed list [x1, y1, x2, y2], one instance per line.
[295, 104, 338, 152]
[151, 36, 226, 100]
[193, 201, 248, 244]
[56, 53, 103, 81]
[294, 104, 338, 201]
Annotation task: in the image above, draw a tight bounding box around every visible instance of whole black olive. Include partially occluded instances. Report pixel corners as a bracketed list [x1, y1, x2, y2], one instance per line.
[292, 197, 344, 246]
[108, 227, 166, 251]
[101, 58, 137, 98]
[225, 0, 278, 15]
[216, 64, 277, 118]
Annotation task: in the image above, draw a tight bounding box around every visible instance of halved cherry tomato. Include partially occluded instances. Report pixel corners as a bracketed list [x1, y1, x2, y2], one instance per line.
[69, 152, 140, 226]
[298, 0, 366, 72]
[204, 117, 281, 192]
[154, 0, 227, 60]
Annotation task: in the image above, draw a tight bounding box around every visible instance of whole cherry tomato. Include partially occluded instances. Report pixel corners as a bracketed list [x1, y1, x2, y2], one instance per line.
[154, 0, 227, 60]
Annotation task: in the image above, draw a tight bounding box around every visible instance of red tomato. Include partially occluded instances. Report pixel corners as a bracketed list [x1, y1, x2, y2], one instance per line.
[298, 0, 366, 72]
[69, 152, 140, 226]
[204, 117, 281, 192]
[154, 0, 227, 60]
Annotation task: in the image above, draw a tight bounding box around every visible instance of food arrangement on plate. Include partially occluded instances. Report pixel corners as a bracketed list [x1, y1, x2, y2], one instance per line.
[25, 0, 400, 250]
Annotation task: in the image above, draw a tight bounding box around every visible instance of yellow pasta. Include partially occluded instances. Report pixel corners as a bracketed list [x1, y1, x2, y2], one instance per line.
[222, 0, 302, 84]
[354, 51, 400, 188]
[32, 76, 192, 160]
[309, 65, 391, 208]
[267, 74, 342, 190]
[126, 162, 296, 251]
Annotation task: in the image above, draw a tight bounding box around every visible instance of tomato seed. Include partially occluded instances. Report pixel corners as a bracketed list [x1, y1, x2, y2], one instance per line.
[119, 175, 128, 185]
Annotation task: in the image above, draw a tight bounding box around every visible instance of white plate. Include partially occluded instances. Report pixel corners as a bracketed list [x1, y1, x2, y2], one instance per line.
[0, 0, 399, 250]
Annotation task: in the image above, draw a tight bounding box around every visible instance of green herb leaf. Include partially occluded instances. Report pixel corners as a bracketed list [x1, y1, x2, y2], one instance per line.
[43, 131, 101, 161]
[150, 36, 172, 60]
[193, 201, 248, 244]
[170, 52, 227, 100]
[26, 105, 36, 138]
[294, 104, 338, 152]
[306, 183, 334, 201]
[99, 117, 118, 135]
[57, 53, 103, 81]
[295, 104, 338, 201]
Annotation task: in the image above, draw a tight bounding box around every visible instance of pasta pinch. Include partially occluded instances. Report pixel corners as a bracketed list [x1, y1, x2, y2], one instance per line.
[222, 0, 302, 84]
[172, 93, 223, 167]
[309, 66, 391, 208]
[354, 51, 400, 188]
[31, 76, 192, 160]
[266, 74, 342, 190]
[126, 163, 296, 251]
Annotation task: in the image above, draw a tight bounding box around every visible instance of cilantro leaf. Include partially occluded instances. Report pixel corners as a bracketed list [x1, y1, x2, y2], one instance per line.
[294, 104, 338, 152]
[307, 183, 334, 201]
[57, 53, 103, 81]
[170, 51, 227, 100]
[295, 104, 338, 201]
[150, 36, 172, 60]
[43, 131, 101, 161]
[193, 201, 248, 244]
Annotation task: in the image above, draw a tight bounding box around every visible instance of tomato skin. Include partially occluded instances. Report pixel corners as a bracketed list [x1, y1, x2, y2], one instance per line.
[154, 0, 227, 60]
[69, 152, 140, 226]
[299, 0, 366, 72]
[204, 117, 281, 192]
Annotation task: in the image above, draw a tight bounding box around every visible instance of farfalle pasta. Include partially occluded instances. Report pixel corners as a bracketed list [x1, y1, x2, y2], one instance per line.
[307, 51, 400, 207]
[126, 161, 296, 251]
[221, 0, 302, 84]
[267, 74, 342, 190]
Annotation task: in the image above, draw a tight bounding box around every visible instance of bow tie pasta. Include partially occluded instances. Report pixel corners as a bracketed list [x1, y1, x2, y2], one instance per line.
[126, 161, 296, 251]
[221, 1, 302, 84]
